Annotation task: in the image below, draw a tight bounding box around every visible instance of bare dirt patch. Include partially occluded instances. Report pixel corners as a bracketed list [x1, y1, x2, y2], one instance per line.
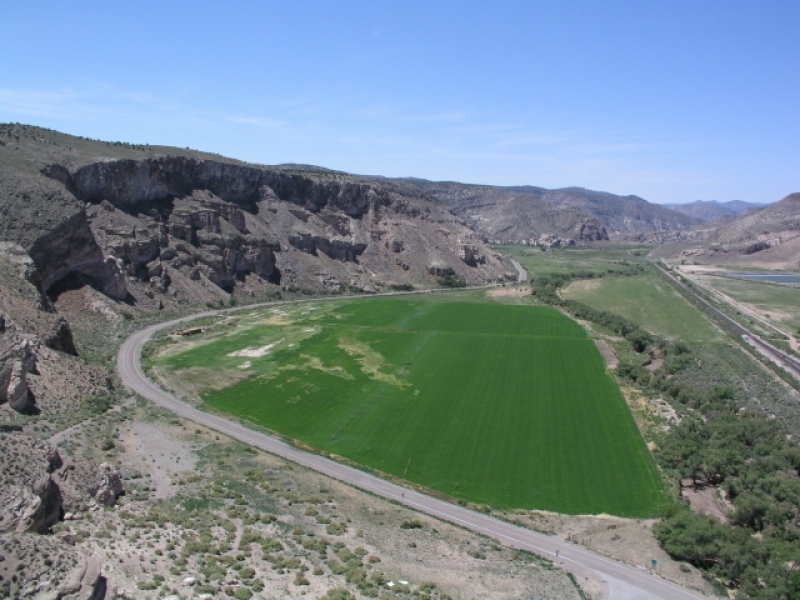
[500, 511, 715, 596]
[227, 337, 285, 358]
[486, 285, 531, 298]
[150, 365, 252, 402]
[681, 482, 732, 524]
[594, 340, 618, 369]
[121, 420, 198, 500]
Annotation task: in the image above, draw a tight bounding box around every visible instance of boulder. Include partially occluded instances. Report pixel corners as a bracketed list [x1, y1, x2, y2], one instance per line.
[89, 463, 124, 506]
[0, 331, 37, 414]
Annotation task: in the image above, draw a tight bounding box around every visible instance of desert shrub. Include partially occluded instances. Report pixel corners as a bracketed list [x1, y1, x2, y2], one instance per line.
[400, 519, 424, 530]
[437, 273, 466, 288]
[320, 590, 356, 600]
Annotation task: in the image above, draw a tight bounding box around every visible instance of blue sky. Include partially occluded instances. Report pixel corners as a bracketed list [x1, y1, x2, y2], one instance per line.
[1, 1, 797, 204]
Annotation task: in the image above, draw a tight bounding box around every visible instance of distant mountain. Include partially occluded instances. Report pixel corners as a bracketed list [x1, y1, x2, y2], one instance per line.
[388, 179, 701, 243]
[663, 200, 769, 221]
[654, 193, 800, 269]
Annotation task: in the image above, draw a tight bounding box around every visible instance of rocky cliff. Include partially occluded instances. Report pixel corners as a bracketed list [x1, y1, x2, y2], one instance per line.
[1, 125, 507, 318]
[0, 431, 124, 530]
[0, 243, 109, 417]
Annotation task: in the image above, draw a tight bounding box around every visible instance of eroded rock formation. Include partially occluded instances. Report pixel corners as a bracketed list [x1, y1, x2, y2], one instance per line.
[3, 125, 508, 310]
[0, 321, 37, 414]
[0, 432, 125, 534]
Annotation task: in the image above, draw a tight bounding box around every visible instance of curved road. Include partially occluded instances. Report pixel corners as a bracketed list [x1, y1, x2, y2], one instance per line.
[118, 306, 712, 600]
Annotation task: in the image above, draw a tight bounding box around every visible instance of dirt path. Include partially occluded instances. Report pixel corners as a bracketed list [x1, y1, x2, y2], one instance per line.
[594, 340, 619, 369]
[510, 258, 527, 283]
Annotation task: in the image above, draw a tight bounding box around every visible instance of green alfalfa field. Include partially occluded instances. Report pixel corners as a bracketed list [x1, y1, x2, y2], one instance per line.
[154, 296, 666, 517]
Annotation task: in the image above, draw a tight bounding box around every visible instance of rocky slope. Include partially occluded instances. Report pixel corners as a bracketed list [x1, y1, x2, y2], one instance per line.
[653, 192, 800, 269]
[390, 179, 701, 243]
[0, 243, 110, 417]
[1, 124, 507, 321]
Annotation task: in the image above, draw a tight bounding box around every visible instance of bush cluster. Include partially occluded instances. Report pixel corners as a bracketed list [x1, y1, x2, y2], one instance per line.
[531, 263, 800, 597]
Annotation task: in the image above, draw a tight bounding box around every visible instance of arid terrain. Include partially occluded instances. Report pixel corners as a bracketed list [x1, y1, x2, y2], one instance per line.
[3, 122, 799, 599]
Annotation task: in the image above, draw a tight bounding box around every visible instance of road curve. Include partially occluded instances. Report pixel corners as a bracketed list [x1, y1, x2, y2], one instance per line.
[118, 306, 712, 600]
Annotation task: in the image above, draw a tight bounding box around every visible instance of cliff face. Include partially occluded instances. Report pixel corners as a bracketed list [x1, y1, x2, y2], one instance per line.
[1, 125, 507, 316]
[68, 156, 390, 218]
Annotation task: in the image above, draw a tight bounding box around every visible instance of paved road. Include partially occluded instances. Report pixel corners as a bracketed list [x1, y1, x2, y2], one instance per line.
[118, 306, 712, 600]
[510, 258, 528, 283]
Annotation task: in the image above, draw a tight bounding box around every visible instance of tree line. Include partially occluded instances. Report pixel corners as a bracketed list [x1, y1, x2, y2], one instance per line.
[530, 265, 800, 599]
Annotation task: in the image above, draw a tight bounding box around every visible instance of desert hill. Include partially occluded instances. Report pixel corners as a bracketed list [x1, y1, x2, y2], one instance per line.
[653, 192, 800, 269]
[662, 199, 769, 221]
[0, 124, 506, 306]
[388, 178, 700, 244]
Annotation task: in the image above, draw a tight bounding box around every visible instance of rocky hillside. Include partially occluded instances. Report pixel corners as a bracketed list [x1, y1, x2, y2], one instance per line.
[662, 200, 769, 221]
[653, 193, 800, 268]
[0, 125, 507, 311]
[0, 123, 512, 411]
[390, 179, 700, 243]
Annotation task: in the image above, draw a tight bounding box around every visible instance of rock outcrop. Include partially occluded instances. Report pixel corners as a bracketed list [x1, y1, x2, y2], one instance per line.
[0, 433, 63, 532]
[55, 461, 124, 510]
[0, 321, 37, 414]
[574, 219, 609, 242]
[2, 124, 508, 308]
[0, 432, 125, 533]
[288, 231, 368, 262]
[0, 532, 106, 600]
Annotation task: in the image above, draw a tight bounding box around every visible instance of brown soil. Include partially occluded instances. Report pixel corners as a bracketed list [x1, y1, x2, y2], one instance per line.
[500, 511, 715, 595]
[593, 340, 619, 369]
[121, 420, 199, 500]
[486, 286, 531, 298]
[681, 482, 732, 524]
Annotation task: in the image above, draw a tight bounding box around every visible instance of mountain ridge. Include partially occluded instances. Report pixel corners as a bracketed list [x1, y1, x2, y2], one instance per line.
[662, 199, 770, 221]
[653, 192, 800, 269]
[385, 178, 701, 243]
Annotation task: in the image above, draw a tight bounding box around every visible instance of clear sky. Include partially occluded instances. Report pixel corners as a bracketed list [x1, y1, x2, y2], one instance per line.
[1, 1, 797, 204]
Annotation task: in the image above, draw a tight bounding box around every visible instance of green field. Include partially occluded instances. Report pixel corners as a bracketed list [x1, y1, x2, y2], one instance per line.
[156, 296, 665, 516]
[699, 275, 800, 333]
[496, 244, 651, 278]
[561, 271, 723, 342]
